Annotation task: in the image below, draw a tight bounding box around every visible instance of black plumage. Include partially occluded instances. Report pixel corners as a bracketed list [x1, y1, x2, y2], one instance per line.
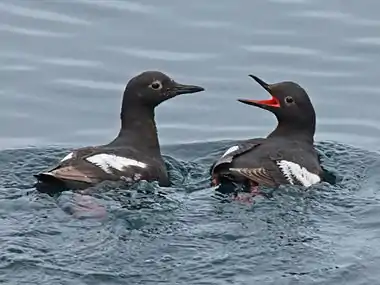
[211, 74, 330, 190]
[35, 71, 204, 193]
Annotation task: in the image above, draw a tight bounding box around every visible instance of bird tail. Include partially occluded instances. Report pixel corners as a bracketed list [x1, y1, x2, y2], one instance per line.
[34, 166, 94, 194]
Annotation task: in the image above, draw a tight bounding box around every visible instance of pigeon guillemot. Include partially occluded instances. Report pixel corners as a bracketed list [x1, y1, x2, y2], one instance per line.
[211, 74, 329, 192]
[35, 71, 204, 193]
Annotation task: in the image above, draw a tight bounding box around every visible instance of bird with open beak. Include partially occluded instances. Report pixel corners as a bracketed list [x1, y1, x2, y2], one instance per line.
[210, 74, 334, 201]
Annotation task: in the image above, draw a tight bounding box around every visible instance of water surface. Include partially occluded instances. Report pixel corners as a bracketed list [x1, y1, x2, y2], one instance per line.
[1, 1, 380, 284]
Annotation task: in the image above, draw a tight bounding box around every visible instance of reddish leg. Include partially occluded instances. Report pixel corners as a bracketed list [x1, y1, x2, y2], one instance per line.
[233, 181, 262, 204]
[249, 184, 261, 196]
[233, 194, 253, 204]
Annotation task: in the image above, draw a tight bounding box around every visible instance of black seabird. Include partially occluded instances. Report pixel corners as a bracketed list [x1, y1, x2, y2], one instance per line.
[211, 74, 331, 192]
[35, 71, 204, 193]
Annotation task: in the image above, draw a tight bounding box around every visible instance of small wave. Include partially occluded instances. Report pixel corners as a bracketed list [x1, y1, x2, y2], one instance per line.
[241, 45, 320, 56]
[104, 46, 218, 62]
[0, 65, 36, 71]
[182, 20, 233, 29]
[52, 79, 122, 91]
[216, 64, 355, 78]
[269, 0, 310, 3]
[0, 140, 380, 283]
[349, 37, 380, 46]
[0, 3, 91, 25]
[41, 58, 103, 68]
[292, 10, 380, 27]
[0, 24, 72, 38]
[76, 0, 161, 15]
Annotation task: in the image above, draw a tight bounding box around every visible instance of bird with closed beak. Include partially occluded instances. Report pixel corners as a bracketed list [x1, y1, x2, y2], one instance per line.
[35, 71, 204, 193]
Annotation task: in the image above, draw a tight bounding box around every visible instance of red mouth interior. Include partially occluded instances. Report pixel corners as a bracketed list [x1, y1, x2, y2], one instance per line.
[252, 96, 280, 108]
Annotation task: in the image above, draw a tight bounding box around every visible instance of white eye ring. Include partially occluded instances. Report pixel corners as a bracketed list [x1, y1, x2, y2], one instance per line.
[285, 96, 294, 104]
[149, 80, 163, 90]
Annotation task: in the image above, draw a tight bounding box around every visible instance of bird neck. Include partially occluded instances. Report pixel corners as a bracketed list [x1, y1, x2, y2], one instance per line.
[115, 103, 161, 153]
[268, 120, 315, 144]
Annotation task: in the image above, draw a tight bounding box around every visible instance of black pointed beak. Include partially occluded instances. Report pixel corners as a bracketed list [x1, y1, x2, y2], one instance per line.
[238, 74, 281, 109]
[172, 82, 205, 96]
[248, 74, 271, 92]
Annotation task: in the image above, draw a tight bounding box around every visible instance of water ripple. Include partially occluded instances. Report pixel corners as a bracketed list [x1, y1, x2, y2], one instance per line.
[269, 0, 310, 3]
[349, 37, 380, 45]
[104, 46, 218, 61]
[0, 140, 380, 284]
[42, 58, 103, 68]
[0, 51, 103, 68]
[0, 24, 72, 38]
[77, 0, 163, 15]
[0, 3, 91, 25]
[183, 20, 233, 29]
[293, 10, 355, 21]
[0, 65, 36, 71]
[320, 118, 380, 132]
[241, 45, 320, 56]
[52, 79, 122, 91]
[325, 85, 380, 95]
[319, 54, 368, 63]
[293, 10, 380, 27]
[216, 65, 355, 78]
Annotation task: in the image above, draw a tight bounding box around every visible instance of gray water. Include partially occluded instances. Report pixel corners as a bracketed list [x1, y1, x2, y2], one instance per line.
[1, 1, 380, 284]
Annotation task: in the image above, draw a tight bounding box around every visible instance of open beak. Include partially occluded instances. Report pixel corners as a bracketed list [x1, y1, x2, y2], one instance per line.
[238, 75, 281, 109]
[172, 82, 205, 96]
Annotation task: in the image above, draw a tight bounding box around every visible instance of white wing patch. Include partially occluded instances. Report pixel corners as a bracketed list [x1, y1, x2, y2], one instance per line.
[222, 145, 239, 158]
[277, 160, 321, 187]
[86, 154, 147, 174]
[61, 152, 74, 162]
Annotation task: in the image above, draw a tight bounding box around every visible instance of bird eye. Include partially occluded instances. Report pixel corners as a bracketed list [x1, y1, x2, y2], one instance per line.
[285, 96, 294, 104]
[150, 80, 162, 90]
